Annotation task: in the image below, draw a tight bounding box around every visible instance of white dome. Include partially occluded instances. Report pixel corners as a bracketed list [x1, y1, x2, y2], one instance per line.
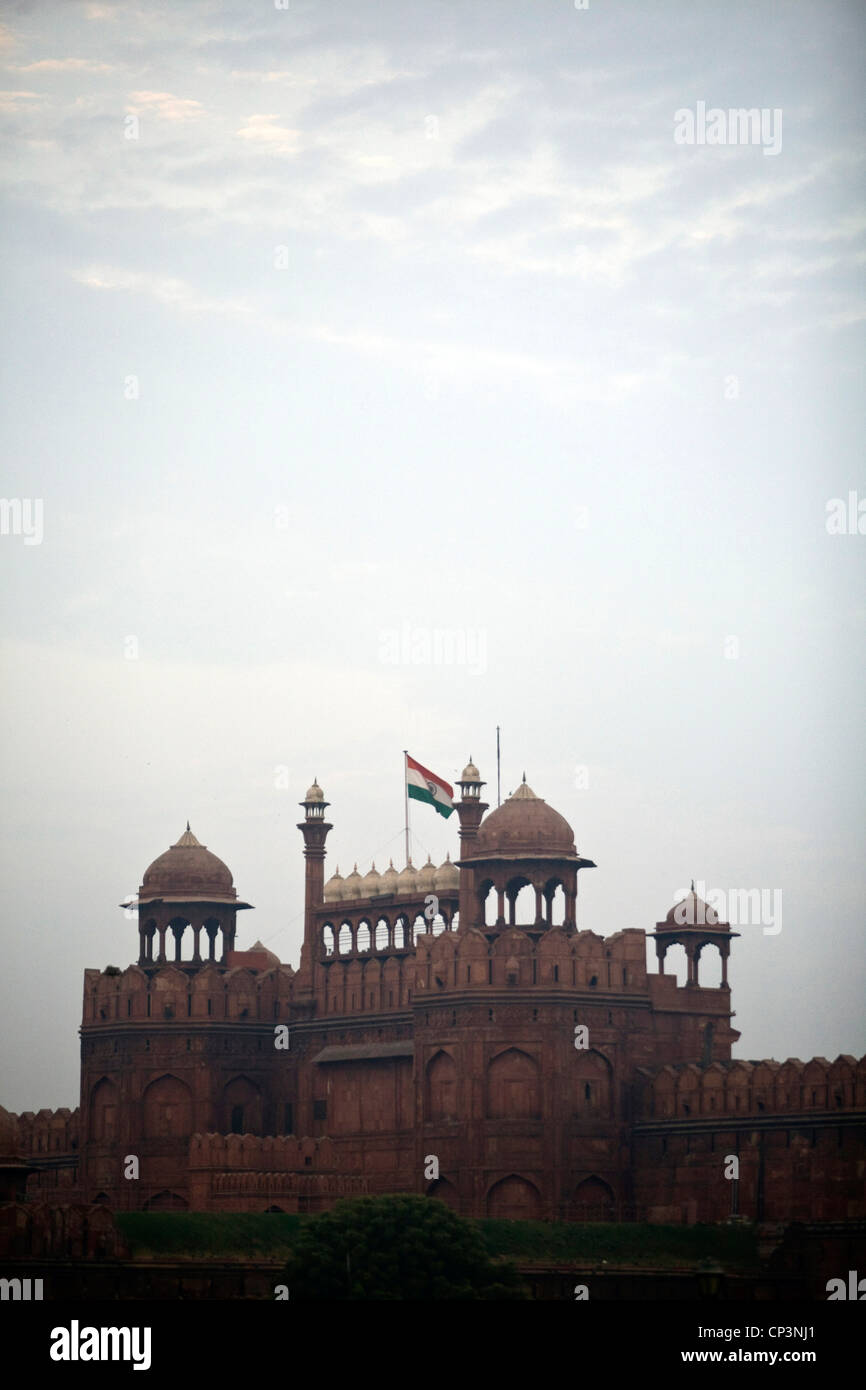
[380, 859, 399, 894]
[342, 864, 363, 900]
[323, 867, 344, 903]
[433, 853, 459, 893]
[416, 857, 437, 893]
[397, 861, 417, 894]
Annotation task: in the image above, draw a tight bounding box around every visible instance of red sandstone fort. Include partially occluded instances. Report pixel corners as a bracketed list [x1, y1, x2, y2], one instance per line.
[3, 763, 865, 1225]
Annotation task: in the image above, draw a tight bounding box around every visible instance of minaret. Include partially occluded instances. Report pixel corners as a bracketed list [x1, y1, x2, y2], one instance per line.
[298, 780, 332, 972]
[454, 759, 488, 930]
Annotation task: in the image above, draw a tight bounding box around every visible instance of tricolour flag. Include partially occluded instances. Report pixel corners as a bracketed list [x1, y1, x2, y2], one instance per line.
[406, 754, 454, 818]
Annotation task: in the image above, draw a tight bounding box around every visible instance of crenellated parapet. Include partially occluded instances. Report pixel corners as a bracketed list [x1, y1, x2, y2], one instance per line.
[83, 960, 299, 1025]
[14, 1107, 79, 1157]
[634, 1054, 866, 1120]
[189, 1131, 337, 1172]
[413, 924, 648, 993]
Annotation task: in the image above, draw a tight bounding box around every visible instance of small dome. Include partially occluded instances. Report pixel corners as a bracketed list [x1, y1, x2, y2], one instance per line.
[248, 939, 281, 967]
[342, 864, 363, 900]
[433, 852, 459, 892]
[323, 867, 344, 903]
[304, 779, 325, 802]
[140, 825, 236, 902]
[416, 856, 437, 893]
[461, 759, 481, 782]
[380, 859, 399, 894]
[360, 862, 381, 897]
[666, 887, 719, 927]
[397, 861, 417, 894]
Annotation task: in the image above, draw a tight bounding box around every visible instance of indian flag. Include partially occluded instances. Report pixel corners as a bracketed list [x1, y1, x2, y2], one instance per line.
[406, 754, 455, 818]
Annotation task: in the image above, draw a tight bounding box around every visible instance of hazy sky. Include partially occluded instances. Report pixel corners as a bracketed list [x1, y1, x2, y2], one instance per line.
[1, 0, 864, 1111]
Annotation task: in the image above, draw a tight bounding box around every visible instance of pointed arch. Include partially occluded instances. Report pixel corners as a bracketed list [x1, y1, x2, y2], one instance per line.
[142, 1075, 192, 1140]
[426, 1049, 458, 1121]
[573, 1048, 613, 1118]
[486, 1174, 541, 1220]
[486, 1047, 540, 1119]
[143, 1190, 188, 1211]
[89, 1076, 119, 1142]
[427, 1177, 460, 1210]
[573, 1175, 615, 1222]
[222, 1075, 263, 1135]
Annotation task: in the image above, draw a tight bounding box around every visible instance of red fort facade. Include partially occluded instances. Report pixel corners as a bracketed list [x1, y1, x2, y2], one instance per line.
[9, 764, 866, 1223]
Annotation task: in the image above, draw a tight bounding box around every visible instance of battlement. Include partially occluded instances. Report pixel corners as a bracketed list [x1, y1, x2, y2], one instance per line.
[83, 962, 298, 1025]
[189, 1131, 339, 1171]
[13, 1107, 79, 1156]
[414, 925, 650, 992]
[635, 1055, 866, 1120]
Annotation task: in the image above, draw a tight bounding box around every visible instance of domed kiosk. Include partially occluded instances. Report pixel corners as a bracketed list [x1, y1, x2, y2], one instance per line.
[125, 824, 253, 967]
[650, 881, 738, 988]
[455, 768, 595, 932]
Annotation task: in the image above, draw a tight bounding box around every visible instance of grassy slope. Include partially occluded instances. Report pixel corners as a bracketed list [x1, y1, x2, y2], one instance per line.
[115, 1212, 759, 1270]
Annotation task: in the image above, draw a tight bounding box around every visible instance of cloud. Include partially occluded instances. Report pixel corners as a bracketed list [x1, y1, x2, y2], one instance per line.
[71, 266, 255, 321]
[0, 90, 41, 113]
[235, 113, 301, 154]
[126, 90, 205, 121]
[311, 323, 676, 406]
[15, 58, 113, 73]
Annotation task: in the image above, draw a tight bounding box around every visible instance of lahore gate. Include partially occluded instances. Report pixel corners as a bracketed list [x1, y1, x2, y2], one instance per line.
[6, 763, 866, 1224]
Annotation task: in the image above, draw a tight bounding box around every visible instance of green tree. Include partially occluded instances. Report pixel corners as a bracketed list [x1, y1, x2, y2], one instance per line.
[283, 1195, 528, 1300]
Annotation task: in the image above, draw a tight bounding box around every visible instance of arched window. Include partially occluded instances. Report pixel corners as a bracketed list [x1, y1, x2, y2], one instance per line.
[486, 1175, 541, 1220]
[662, 943, 688, 986]
[222, 1076, 263, 1136]
[479, 880, 497, 927]
[573, 1176, 615, 1222]
[506, 876, 533, 926]
[142, 1075, 192, 1140]
[426, 1050, 458, 1121]
[545, 879, 566, 926]
[696, 942, 723, 987]
[89, 1077, 118, 1142]
[487, 1049, 540, 1120]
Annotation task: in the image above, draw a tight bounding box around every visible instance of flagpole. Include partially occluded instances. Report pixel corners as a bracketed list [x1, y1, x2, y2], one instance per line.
[496, 726, 501, 807]
[403, 749, 410, 866]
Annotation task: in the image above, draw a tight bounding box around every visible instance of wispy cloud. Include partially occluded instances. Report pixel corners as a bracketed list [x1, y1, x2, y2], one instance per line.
[235, 113, 301, 154]
[126, 90, 205, 121]
[71, 266, 255, 320]
[14, 58, 113, 73]
[0, 89, 41, 113]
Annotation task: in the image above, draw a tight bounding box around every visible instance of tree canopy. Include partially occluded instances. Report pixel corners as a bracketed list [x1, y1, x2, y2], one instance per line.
[283, 1195, 528, 1300]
